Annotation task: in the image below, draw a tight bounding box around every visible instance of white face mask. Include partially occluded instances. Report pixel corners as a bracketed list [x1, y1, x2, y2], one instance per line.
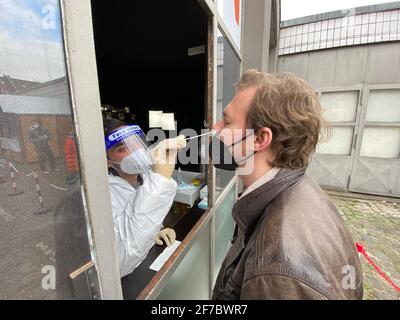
[112, 148, 152, 175]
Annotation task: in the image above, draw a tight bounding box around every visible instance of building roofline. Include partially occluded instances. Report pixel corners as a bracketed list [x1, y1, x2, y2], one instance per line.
[281, 1, 400, 28]
[14, 77, 67, 95]
[0, 94, 70, 115]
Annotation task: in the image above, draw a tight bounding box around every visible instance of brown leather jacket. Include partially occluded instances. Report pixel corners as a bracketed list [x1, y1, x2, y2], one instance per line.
[212, 168, 363, 300]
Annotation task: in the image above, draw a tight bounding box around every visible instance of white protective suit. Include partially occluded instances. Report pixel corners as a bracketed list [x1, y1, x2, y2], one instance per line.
[108, 171, 177, 277]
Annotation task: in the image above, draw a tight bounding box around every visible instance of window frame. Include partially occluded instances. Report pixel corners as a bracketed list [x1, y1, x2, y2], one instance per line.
[60, 0, 244, 300]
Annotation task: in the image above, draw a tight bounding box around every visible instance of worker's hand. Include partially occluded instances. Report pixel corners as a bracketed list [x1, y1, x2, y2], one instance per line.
[150, 135, 187, 179]
[154, 228, 176, 247]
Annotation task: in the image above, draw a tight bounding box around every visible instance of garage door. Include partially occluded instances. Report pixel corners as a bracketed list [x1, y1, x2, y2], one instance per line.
[308, 84, 400, 197]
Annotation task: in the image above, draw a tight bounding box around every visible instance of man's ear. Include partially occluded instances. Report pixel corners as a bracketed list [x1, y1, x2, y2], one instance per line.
[254, 127, 273, 152]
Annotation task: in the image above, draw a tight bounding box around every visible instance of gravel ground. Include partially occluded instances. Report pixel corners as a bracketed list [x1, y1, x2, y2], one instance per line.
[330, 194, 400, 300]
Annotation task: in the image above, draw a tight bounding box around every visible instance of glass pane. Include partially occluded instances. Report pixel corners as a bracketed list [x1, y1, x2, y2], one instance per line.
[215, 29, 240, 199]
[157, 222, 210, 300]
[366, 89, 400, 122]
[320, 91, 358, 122]
[316, 127, 354, 155]
[0, 0, 97, 299]
[214, 184, 235, 284]
[217, 0, 242, 49]
[360, 127, 400, 158]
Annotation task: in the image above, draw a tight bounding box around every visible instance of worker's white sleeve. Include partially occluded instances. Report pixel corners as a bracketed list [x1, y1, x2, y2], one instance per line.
[111, 172, 177, 278]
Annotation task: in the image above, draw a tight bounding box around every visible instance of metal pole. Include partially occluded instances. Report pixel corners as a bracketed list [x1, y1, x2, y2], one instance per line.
[32, 172, 52, 214]
[7, 162, 23, 196]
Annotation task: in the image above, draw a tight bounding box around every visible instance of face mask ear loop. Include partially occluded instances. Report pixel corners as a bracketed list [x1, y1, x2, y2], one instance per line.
[106, 157, 121, 177]
[231, 130, 257, 165]
[229, 130, 252, 157]
[108, 159, 120, 165]
[108, 159, 119, 172]
[235, 150, 256, 166]
[230, 131, 254, 147]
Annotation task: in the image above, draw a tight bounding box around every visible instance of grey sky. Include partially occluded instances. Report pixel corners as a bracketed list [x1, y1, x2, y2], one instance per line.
[281, 0, 397, 21]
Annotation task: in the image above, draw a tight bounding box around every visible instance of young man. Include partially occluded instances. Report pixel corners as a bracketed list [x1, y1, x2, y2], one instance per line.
[210, 70, 363, 300]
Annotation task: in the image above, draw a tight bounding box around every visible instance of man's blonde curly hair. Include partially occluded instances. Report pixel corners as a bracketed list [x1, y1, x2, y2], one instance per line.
[236, 69, 330, 169]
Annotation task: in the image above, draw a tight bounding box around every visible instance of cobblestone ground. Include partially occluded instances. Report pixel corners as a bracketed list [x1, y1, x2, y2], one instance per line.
[330, 194, 400, 300]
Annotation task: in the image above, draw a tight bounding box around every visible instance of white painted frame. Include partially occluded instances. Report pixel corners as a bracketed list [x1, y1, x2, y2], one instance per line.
[59, 0, 244, 300]
[60, 0, 123, 299]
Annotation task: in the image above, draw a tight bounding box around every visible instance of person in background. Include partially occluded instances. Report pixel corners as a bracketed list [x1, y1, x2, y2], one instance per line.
[28, 122, 59, 174]
[64, 130, 80, 184]
[104, 119, 186, 277]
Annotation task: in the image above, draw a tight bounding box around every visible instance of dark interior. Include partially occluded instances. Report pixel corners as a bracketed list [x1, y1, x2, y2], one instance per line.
[91, 0, 208, 171]
[90, 2, 209, 297]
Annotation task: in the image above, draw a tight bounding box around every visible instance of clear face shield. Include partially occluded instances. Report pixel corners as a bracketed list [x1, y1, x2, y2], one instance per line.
[105, 125, 153, 175]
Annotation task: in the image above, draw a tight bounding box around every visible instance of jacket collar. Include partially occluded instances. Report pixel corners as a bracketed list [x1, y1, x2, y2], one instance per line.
[232, 167, 306, 234]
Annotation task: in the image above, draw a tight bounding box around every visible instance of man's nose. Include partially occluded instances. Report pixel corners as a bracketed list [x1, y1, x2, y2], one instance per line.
[212, 120, 224, 132]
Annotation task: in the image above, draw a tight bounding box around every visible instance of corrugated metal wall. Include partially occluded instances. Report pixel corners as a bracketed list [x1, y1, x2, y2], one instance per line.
[278, 42, 400, 197]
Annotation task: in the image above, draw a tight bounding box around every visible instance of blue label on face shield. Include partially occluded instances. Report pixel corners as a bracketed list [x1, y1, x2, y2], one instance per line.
[105, 125, 145, 150]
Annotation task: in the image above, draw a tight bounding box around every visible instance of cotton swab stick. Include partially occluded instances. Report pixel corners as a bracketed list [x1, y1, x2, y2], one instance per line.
[185, 130, 216, 141]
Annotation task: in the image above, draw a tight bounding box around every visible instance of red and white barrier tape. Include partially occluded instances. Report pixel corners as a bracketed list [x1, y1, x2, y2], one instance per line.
[6, 162, 68, 191]
[8, 161, 20, 174]
[50, 184, 69, 191]
[356, 242, 400, 292]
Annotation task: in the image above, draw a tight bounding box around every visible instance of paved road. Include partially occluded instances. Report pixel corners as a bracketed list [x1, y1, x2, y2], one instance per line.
[1, 157, 398, 299]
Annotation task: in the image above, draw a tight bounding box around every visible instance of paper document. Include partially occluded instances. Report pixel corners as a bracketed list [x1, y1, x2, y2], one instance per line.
[149, 240, 181, 272]
[149, 111, 163, 128]
[161, 113, 175, 131]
